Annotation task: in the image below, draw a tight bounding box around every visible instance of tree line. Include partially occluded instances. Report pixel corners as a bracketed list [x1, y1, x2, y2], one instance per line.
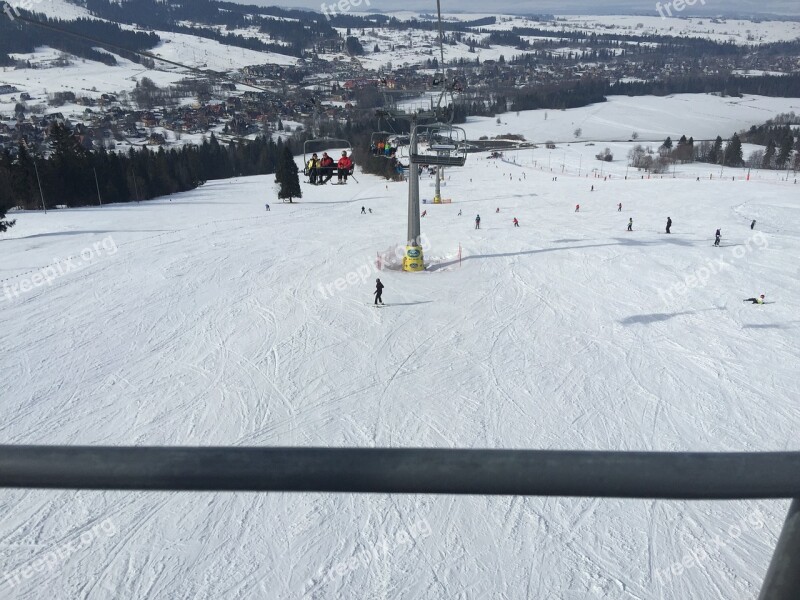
[84, 0, 338, 57]
[0, 125, 300, 222]
[0, 12, 160, 67]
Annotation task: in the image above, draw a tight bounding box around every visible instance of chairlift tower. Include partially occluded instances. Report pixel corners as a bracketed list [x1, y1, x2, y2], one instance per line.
[371, 0, 468, 272]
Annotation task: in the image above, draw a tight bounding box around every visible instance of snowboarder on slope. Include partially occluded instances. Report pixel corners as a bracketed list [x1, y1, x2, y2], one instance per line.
[374, 278, 384, 305]
[475, 215, 481, 230]
[714, 229, 721, 247]
[751, 220, 756, 230]
[666, 217, 672, 234]
[513, 218, 519, 227]
[743, 294, 765, 305]
[458, 209, 462, 216]
[627, 218, 633, 232]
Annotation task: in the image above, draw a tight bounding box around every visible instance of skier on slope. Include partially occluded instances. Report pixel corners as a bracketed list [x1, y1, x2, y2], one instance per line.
[575, 204, 580, 212]
[458, 209, 462, 216]
[743, 294, 765, 305]
[513, 218, 519, 227]
[374, 278, 384, 305]
[627, 218, 633, 232]
[361, 206, 366, 214]
[666, 217, 672, 234]
[475, 214, 481, 229]
[751, 220, 756, 230]
[618, 203, 622, 212]
[714, 229, 721, 247]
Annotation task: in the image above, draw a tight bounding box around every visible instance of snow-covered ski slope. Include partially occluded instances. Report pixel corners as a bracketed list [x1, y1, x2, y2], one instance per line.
[1, 110, 799, 598]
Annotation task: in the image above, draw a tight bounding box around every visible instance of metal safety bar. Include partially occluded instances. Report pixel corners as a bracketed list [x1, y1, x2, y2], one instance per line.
[1, 447, 798, 597]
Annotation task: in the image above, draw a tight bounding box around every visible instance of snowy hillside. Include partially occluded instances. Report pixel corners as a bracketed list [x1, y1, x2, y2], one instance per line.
[1, 96, 799, 597]
[463, 93, 800, 143]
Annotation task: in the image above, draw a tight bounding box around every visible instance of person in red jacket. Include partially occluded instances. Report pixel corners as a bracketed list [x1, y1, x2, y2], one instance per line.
[319, 152, 335, 184]
[337, 151, 353, 184]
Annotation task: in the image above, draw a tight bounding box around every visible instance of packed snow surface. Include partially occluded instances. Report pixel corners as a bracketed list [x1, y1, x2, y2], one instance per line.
[1, 104, 799, 598]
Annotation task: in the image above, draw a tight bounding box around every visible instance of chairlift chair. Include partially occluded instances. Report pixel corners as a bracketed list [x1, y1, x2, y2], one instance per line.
[369, 131, 400, 159]
[303, 137, 354, 181]
[410, 124, 467, 167]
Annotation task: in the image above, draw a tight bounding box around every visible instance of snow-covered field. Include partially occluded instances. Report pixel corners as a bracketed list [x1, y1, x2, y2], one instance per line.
[344, 12, 800, 72]
[464, 93, 800, 143]
[1, 95, 799, 597]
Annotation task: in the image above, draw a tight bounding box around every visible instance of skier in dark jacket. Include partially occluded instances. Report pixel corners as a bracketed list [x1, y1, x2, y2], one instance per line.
[374, 278, 384, 305]
[666, 217, 672, 234]
[475, 214, 481, 229]
[751, 220, 756, 230]
[714, 229, 721, 247]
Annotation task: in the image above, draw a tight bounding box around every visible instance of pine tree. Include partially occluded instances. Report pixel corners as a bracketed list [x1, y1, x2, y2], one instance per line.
[708, 136, 724, 164]
[277, 147, 301, 204]
[763, 139, 776, 169]
[0, 149, 15, 231]
[724, 133, 744, 167]
[776, 136, 793, 169]
[0, 208, 14, 233]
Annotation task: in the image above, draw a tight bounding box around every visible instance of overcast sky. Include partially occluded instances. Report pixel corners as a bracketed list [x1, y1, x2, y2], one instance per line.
[231, 0, 800, 17]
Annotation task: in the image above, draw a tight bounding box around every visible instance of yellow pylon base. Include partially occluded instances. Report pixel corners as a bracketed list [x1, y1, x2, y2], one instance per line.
[402, 246, 425, 272]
